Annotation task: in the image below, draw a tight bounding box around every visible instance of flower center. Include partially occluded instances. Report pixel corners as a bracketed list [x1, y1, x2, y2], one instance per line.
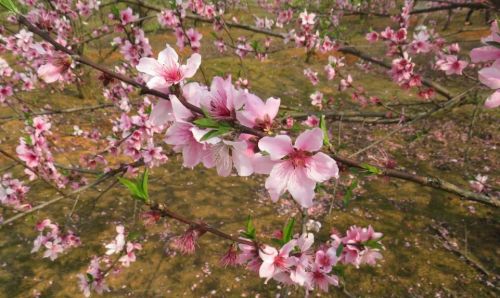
[163, 68, 183, 83]
[288, 149, 310, 168]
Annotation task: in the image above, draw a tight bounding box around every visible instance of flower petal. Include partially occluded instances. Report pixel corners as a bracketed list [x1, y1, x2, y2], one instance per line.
[149, 100, 173, 127]
[181, 53, 201, 79]
[265, 161, 293, 202]
[287, 167, 315, 208]
[136, 57, 164, 76]
[158, 44, 179, 67]
[306, 152, 339, 182]
[485, 90, 500, 109]
[258, 135, 293, 160]
[294, 128, 323, 152]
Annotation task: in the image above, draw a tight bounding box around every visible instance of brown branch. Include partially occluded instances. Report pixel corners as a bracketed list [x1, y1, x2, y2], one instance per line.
[0, 103, 116, 121]
[330, 152, 499, 207]
[149, 202, 256, 246]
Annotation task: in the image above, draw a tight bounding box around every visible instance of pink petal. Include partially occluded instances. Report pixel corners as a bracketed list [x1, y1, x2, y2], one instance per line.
[157, 44, 179, 67]
[146, 76, 169, 92]
[252, 154, 275, 175]
[265, 161, 293, 201]
[259, 245, 278, 263]
[478, 61, 500, 89]
[470, 46, 500, 63]
[149, 100, 173, 126]
[294, 128, 323, 152]
[485, 90, 500, 109]
[37, 63, 61, 83]
[259, 260, 275, 279]
[287, 167, 316, 208]
[264, 97, 281, 120]
[182, 141, 203, 168]
[136, 57, 164, 77]
[306, 152, 339, 182]
[213, 143, 232, 177]
[170, 94, 193, 122]
[181, 53, 201, 79]
[258, 135, 293, 160]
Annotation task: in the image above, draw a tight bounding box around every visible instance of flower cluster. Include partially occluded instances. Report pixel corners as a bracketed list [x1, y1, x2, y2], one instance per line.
[0, 173, 31, 210]
[31, 219, 81, 260]
[16, 116, 66, 187]
[134, 44, 340, 208]
[78, 225, 141, 297]
[237, 226, 383, 293]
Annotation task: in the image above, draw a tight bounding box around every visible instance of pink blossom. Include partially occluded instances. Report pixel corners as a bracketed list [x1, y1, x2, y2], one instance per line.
[157, 9, 179, 27]
[365, 31, 378, 43]
[259, 240, 296, 282]
[43, 241, 64, 260]
[236, 93, 280, 131]
[104, 225, 125, 255]
[310, 91, 323, 108]
[436, 55, 468, 75]
[136, 44, 201, 92]
[16, 142, 39, 168]
[119, 242, 142, 267]
[303, 115, 319, 127]
[37, 55, 72, 83]
[304, 68, 319, 85]
[186, 28, 202, 51]
[299, 10, 316, 27]
[120, 8, 138, 25]
[314, 248, 338, 271]
[258, 128, 339, 208]
[307, 264, 339, 292]
[324, 64, 336, 80]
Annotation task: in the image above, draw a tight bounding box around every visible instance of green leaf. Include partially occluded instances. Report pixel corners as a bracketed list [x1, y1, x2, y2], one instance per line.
[336, 243, 344, 257]
[0, 0, 19, 13]
[244, 215, 256, 239]
[23, 135, 32, 146]
[361, 163, 382, 175]
[110, 5, 120, 19]
[193, 117, 219, 128]
[140, 168, 149, 202]
[119, 176, 148, 203]
[86, 273, 94, 282]
[343, 179, 358, 207]
[363, 239, 383, 250]
[118, 177, 141, 197]
[127, 231, 141, 241]
[332, 264, 345, 278]
[319, 114, 330, 146]
[200, 128, 230, 141]
[282, 218, 295, 244]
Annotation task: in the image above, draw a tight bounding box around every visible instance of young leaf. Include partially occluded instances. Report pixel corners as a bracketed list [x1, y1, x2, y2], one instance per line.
[336, 243, 344, 257]
[127, 231, 141, 241]
[363, 239, 383, 250]
[110, 5, 120, 19]
[118, 177, 141, 198]
[193, 117, 219, 128]
[361, 163, 382, 175]
[0, 0, 19, 13]
[282, 218, 295, 244]
[343, 179, 358, 207]
[200, 128, 230, 141]
[319, 114, 330, 146]
[245, 215, 256, 239]
[140, 168, 149, 202]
